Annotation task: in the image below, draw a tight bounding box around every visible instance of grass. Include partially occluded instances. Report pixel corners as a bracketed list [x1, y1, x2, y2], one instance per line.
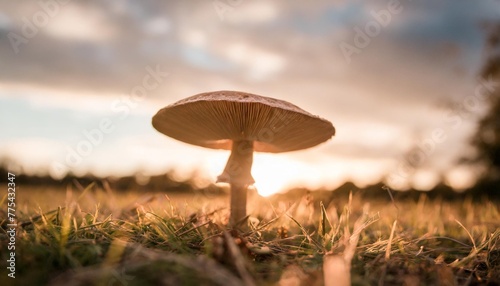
[1, 183, 499, 285]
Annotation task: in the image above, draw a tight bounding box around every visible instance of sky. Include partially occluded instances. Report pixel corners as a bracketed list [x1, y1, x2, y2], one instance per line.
[0, 0, 499, 196]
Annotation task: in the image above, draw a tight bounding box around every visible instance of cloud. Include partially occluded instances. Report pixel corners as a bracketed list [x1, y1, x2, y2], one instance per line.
[224, 1, 278, 24]
[0, 0, 496, 188]
[0, 0, 486, 101]
[0, 12, 12, 30]
[44, 3, 118, 42]
[224, 42, 286, 80]
[143, 17, 171, 35]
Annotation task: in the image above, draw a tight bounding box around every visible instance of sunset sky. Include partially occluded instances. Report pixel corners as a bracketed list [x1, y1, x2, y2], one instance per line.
[0, 0, 499, 195]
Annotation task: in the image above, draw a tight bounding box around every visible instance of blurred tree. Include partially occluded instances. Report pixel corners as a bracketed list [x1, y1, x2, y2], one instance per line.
[469, 23, 500, 186]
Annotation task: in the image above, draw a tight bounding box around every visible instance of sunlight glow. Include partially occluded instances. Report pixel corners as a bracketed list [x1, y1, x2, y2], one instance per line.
[251, 154, 299, 197]
[411, 170, 440, 191]
[446, 167, 477, 190]
[206, 153, 302, 197]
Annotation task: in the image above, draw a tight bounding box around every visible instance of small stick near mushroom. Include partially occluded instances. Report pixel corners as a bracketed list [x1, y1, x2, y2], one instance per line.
[152, 90, 335, 228]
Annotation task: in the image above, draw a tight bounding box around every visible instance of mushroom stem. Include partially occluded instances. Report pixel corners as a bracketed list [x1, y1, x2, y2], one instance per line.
[217, 140, 254, 227]
[229, 183, 248, 227]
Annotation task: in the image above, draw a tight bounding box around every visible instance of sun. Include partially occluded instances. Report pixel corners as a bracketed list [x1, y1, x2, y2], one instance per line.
[204, 152, 318, 197]
[206, 152, 304, 197]
[249, 154, 303, 197]
[253, 175, 288, 197]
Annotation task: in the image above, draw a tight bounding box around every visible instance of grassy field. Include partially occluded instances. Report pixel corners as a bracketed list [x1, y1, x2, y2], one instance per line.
[1, 184, 499, 285]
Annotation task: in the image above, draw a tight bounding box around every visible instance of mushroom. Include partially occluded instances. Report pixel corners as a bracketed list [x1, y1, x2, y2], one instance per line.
[152, 90, 335, 227]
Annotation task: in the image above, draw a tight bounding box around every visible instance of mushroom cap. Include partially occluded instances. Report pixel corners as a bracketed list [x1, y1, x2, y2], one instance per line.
[152, 90, 335, 153]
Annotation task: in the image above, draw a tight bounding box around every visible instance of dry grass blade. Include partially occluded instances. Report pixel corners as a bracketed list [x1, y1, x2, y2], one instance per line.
[324, 204, 371, 286]
[177, 220, 211, 237]
[449, 228, 500, 268]
[245, 214, 282, 236]
[287, 214, 323, 251]
[454, 219, 477, 251]
[76, 182, 95, 202]
[385, 220, 398, 260]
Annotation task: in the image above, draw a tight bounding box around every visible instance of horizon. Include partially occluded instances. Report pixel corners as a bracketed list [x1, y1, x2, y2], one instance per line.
[0, 158, 481, 198]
